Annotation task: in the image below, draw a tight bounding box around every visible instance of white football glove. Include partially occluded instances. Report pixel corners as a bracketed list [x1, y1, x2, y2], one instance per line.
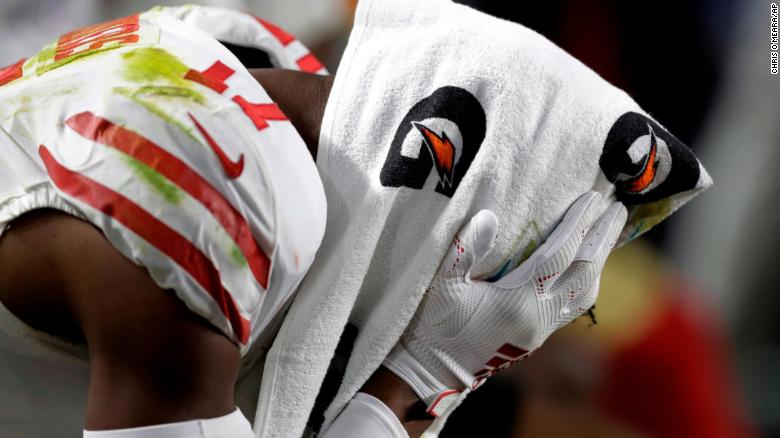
[383, 192, 627, 417]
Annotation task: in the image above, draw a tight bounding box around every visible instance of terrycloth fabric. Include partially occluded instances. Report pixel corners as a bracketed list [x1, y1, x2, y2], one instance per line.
[253, 0, 712, 436]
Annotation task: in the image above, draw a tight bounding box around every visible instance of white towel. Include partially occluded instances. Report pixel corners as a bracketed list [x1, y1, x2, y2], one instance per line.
[252, 0, 712, 436]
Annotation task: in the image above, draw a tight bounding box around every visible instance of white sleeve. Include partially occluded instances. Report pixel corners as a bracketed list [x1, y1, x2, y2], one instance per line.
[321, 393, 409, 438]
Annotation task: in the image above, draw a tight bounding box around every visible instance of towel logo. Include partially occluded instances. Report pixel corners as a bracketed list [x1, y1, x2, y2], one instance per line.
[600, 112, 700, 204]
[380, 86, 486, 198]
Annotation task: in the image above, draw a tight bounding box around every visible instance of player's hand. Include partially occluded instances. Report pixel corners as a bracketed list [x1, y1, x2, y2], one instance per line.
[383, 192, 627, 417]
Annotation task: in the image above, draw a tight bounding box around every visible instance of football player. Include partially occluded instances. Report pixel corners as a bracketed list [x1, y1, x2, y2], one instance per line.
[0, 6, 330, 437]
[0, 5, 649, 438]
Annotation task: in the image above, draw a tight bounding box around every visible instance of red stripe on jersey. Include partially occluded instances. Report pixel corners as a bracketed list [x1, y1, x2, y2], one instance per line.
[39, 145, 251, 344]
[296, 53, 324, 73]
[497, 343, 527, 359]
[65, 111, 271, 290]
[184, 61, 235, 94]
[182, 61, 290, 134]
[55, 15, 140, 62]
[255, 18, 295, 46]
[0, 58, 25, 86]
[231, 96, 288, 131]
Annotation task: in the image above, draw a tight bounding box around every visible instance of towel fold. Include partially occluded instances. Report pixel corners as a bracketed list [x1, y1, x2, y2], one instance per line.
[252, 0, 712, 436]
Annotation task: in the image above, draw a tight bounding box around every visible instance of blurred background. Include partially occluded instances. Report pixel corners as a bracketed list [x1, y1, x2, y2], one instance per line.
[1, 0, 776, 436]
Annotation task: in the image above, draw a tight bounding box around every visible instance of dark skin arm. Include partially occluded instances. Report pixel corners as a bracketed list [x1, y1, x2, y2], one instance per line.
[361, 367, 436, 436]
[250, 68, 333, 159]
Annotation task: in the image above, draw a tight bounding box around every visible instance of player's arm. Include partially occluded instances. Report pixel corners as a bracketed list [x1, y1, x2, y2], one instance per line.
[324, 192, 627, 438]
[321, 368, 424, 438]
[250, 68, 334, 159]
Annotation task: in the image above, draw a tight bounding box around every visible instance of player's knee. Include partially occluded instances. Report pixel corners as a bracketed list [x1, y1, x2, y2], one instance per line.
[86, 304, 241, 407]
[82, 273, 241, 427]
[0, 210, 242, 429]
[46, 214, 240, 428]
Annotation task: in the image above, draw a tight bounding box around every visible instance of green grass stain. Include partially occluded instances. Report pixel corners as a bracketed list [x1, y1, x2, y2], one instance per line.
[486, 220, 542, 281]
[6, 95, 33, 118]
[517, 220, 542, 263]
[110, 48, 209, 143]
[24, 43, 56, 73]
[120, 48, 194, 90]
[624, 199, 674, 242]
[113, 87, 200, 143]
[25, 42, 127, 77]
[49, 86, 77, 98]
[129, 85, 205, 104]
[626, 219, 646, 243]
[230, 244, 248, 268]
[4, 86, 79, 120]
[41, 46, 121, 75]
[121, 154, 185, 205]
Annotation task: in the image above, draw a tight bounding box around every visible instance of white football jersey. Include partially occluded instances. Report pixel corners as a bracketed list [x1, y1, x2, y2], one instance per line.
[0, 6, 328, 436]
[0, 5, 327, 352]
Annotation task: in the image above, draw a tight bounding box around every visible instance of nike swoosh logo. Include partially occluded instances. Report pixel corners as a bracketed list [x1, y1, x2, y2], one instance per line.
[188, 113, 245, 179]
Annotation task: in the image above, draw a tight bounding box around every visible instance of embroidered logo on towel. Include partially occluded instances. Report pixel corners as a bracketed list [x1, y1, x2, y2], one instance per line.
[600, 112, 700, 204]
[380, 86, 486, 198]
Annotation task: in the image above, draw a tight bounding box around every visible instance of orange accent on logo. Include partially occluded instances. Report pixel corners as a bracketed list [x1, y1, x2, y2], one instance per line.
[414, 122, 456, 187]
[624, 129, 659, 193]
[188, 113, 245, 179]
[55, 15, 140, 62]
[0, 58, 25, 86]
